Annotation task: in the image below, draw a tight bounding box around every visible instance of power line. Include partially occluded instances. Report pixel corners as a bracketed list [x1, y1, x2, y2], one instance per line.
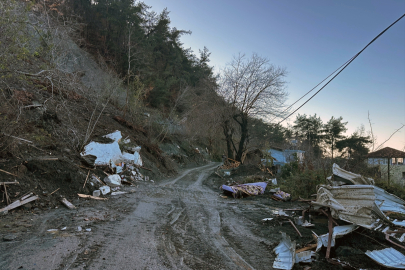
[270, 56, 354, 122]
[277, 13, 405, 125]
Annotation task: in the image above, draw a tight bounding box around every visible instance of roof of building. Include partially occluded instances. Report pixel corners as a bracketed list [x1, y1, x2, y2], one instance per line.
[268, 149, 286, 164]
[367, 147, 405, 158]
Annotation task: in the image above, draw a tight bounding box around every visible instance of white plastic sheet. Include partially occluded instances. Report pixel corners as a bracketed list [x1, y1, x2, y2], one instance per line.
[273, 232, 296, 270]
[81, 130, 143, 166]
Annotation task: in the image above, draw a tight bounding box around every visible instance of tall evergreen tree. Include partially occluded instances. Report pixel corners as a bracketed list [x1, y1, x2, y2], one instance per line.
[321, 116, 347, 160]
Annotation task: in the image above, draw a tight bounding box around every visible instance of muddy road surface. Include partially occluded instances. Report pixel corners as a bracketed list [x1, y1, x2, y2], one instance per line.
[1, 162, 312, 270]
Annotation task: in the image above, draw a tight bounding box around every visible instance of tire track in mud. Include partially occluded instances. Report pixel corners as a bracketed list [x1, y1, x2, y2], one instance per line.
[2, 163, 275, 270]
[157, 162, 259, 270]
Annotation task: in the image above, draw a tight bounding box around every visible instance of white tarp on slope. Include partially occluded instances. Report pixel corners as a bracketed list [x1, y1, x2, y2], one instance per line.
[81, 130, 142, 166]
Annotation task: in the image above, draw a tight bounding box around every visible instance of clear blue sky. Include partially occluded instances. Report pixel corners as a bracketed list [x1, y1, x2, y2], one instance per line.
[146, 0, 405, 151]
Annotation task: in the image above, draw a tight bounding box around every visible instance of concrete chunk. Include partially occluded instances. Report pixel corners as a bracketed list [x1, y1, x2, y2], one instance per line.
[99, 186, 111, 195]
[104, 175, 121, 187]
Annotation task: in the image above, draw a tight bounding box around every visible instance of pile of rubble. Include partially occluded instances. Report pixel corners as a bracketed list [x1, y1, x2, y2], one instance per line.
[219, 158, 241, 170]
[77, 130, 152, 200]
[273, 163, 405, 270]
[0, 130, 151, 214]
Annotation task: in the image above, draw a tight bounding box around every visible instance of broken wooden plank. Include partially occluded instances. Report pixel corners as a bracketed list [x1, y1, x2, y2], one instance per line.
[83, 170, 90, 188]
[49, 188, 60, 195]
[121, 180, 134, 186]
[0, 195, 39, 213]
[37, 157, 59, 161]
[3, 184, 10, 205]
[140, 166, 152, 172]
[78, 194, 107, 201]
[0, 169, 18, 177]
[78, 165, 95, 171]
[326, 210, 333, 259]
[0, 182, 19, 185]
[92, 174, 106, 185]
[60, 198, 76, 209]
[296, 243, 318, 253]
[3, 183, 10, 205]
[289, 219, 302, 237]
[21, 192, 33, 201]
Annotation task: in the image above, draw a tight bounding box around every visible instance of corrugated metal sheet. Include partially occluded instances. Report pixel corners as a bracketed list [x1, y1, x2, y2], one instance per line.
[375, 186, 405, 214]
[313, 225, 358, 252]
[332, 163, 374, 185]
[365, 247, 405, 269]
[273, 232, 296, 270]
[313, 185, 376, 228]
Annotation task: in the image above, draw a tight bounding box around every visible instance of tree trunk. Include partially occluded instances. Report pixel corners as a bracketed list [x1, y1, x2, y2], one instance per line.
[222, 120, 234, 159]
[235, 114, 248, 162]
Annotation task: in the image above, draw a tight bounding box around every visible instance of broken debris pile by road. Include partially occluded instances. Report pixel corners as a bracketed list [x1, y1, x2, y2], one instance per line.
[76, 130, 152, 201]
[221, 182, 268, 198]
[0, 130, 152, 214]
[272, 163, 405, 270]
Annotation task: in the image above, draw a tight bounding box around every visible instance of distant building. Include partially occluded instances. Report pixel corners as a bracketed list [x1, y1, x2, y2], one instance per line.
[367, 147, 405, 185]
[262, 147, 305, 172]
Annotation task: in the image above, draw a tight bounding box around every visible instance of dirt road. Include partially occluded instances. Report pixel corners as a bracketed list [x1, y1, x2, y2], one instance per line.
[1, 162, 287, 270]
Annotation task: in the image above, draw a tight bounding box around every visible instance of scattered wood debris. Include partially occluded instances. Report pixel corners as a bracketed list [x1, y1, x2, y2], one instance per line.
[0, 193, 39, 213]
[219, 158, 241, 170]
[0, 169, 18, 177]
[60, 198, 76, 209]
[78, 194, 107, 200]
[49, 188, 60, 195]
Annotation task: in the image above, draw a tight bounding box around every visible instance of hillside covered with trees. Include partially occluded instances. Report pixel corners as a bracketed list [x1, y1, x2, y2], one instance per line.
[0, 0, 376, 172]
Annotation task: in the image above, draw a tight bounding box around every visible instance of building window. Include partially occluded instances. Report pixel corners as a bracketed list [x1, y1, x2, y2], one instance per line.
[398, 158, 404, 165]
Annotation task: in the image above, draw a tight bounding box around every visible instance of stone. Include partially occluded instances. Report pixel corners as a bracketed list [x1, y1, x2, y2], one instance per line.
[81, 154, 97, 167]
[3, 234, 17, 241]
[99, 186, 111, 195]
[92, 190, 101, 197]
[104, 174, 121, 187]
[22, 203, 32, 210]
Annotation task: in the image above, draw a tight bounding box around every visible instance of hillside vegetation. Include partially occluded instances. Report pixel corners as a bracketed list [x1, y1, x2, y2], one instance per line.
[0, 0, 384, 204]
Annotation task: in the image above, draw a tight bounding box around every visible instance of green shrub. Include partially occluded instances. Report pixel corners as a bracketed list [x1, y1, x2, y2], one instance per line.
[279, 169, 325, 199]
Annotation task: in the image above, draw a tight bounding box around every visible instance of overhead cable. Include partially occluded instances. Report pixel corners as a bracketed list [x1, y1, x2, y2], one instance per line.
[277, 13, 405, 125]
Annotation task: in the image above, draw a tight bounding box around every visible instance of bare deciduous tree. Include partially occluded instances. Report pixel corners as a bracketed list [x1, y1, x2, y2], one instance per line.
[217, 53, 288, 161]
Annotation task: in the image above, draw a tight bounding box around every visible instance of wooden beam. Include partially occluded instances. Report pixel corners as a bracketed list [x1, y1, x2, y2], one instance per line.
[288, 219, 302, 237]
[60, 198, 75, 209]
[326, 210, 333, 259]
[0, 182, 19, 185]
[0, 195, 39, 213]
[78, 194, 107, 200]
[0, 169, 17, 177]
